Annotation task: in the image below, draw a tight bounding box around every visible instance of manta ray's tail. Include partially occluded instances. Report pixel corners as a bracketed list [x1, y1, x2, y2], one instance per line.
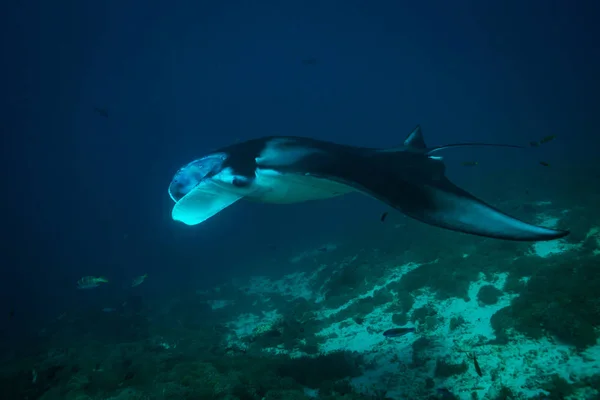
[356, 126, 569, 241]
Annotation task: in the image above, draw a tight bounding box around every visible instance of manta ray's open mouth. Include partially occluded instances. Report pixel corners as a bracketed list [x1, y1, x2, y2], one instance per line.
[168, 176, 198, 203]
[170, 179, 243, 226]
[169, 153, 244, 225]
[169, 153, 228, 203]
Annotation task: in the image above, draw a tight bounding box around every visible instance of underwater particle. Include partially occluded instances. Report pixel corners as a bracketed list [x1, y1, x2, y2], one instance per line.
[76, 276, 108, 289]
[461, 161, 479, 167]
[383, 326, 415, 337]
[93, 107, 108, 118]
[539, 161, 550, 167]
[380, 211, 388, 222]
[477, 285, 503, 305]
[131, 274, 148, 287]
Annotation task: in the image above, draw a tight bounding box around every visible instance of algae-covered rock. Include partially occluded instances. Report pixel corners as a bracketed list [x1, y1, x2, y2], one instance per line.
[434, 358, 468, 378]
[168, 361, 237, 398]
[392, 312, 407, 326]
[477, 285, 503, 305]
[449, 315, 466, 331]
[491, 255, 600, 349]
[264, 389, 310, 400]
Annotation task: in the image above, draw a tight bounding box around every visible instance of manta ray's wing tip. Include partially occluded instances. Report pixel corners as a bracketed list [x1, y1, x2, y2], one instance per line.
[537, 228, 570, 241]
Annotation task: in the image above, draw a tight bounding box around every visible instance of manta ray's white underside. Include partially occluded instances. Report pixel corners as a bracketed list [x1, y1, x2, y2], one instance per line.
[171, 168, 354, 226]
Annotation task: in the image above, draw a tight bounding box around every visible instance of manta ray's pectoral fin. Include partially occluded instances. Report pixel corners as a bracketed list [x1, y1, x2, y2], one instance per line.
[390, 176, 569, 241]
[316, 158, 568, 241]
[171, 180, 243, 225]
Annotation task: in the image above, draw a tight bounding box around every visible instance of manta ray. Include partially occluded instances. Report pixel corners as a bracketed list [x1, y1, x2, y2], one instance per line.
[168, 126, 568, 241]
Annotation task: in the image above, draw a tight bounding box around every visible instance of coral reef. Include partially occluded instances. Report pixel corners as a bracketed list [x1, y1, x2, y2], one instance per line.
[477, 285, 503, 305]
[491, 252, 600, 349]
[4, 168, 600, 399]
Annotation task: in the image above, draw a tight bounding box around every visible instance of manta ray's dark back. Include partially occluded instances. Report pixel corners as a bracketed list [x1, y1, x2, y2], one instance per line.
[265, 127, 567, 241]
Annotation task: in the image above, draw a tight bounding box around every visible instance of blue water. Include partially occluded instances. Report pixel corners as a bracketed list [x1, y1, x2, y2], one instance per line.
[2, 1, 599, 399]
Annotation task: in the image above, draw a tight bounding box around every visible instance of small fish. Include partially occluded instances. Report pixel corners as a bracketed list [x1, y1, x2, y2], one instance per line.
[77, 276, 108, 289]
[539, 135, 555, 144]
[102, 308, 116, 313]
[301, 57, 317, 65]
[380, 211, 388, 222]
[529, 141, 540, 147]
[461, 161, 479, 167]
[131, 274, 148, 287]
[539, 161, 550, 167]
[383, 327, 415, 337]
[470, 353, 483, 377]
[93, 107, 108, 118]
[8, 309, 14, 319]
